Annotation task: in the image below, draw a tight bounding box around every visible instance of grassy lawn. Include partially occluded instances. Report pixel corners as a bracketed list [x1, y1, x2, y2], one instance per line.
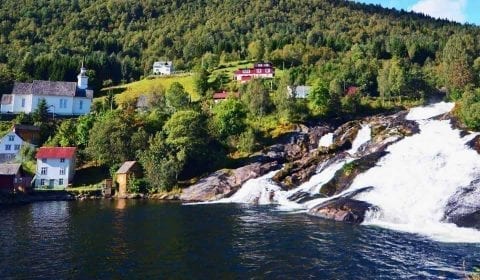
[97, 74, 197, 106]
[97, 60, 287, 106]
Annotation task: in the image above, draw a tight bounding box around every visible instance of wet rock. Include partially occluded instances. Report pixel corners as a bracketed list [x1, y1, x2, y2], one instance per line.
[320, 151, 388, 197]
[307, 187, 377, 224]
[180, 161, 281, 202]
[444, 178, 480, 230]
[466, 135, 480, 155]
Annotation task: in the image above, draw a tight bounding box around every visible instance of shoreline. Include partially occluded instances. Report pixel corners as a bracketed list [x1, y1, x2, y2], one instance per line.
[0, 191, 180, 207]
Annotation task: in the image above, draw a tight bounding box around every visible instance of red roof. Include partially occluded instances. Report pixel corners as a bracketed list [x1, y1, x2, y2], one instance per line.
[213, 91, 239, 100]
[36, 147, 76, 159]
[346, 86, 359, 95]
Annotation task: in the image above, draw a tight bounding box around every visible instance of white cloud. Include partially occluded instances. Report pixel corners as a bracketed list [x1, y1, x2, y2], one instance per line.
[411, 0, 467, 23]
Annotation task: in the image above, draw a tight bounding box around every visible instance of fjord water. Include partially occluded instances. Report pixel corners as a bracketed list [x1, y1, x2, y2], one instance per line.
[1, 200, 479, 279]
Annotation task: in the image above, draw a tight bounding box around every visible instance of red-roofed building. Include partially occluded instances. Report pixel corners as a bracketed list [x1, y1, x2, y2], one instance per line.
[213, 90, 240, 103]
[35, 147, 76, 189]
[234, 62, 275, 83]
[345, 86, 359, 96]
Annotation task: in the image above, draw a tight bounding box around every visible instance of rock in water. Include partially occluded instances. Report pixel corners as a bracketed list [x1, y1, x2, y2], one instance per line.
[180, 161, 280, 202]
[444, 178, 480, 230]
[307, 187, 377, 224]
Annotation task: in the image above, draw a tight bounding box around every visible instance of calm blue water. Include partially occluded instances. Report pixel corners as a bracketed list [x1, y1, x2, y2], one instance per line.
[0, 200, 479, 279]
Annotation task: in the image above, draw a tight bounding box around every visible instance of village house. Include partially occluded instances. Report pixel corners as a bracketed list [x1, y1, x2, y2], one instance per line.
[153, 61, 173, 75]
[115, 161, 142, 197]
[287, 86, 311, 99]
[0, 130, 29, 163]
[34, 147, 76, 189]
[0, 163, 31, 194]
[212, 90, 240, 103]
[0, 65, 93, 116]
[233, 62, 275, 83]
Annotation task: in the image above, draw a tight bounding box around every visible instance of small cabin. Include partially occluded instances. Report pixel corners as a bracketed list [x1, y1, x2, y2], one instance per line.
[0, 163, 32, 194]
[115, 161, 142, 196]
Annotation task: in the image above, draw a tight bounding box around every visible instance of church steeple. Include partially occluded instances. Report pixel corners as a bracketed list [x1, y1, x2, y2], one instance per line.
[77, 61, 88, 90]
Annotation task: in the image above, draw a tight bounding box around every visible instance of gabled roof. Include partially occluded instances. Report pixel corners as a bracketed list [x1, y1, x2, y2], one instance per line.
[116, 161, 138, 174]
[153, 61, 173, 67]
[11, 81, 92, 98]
[36, 147, 76, 159]
[0, 163, 22, 175]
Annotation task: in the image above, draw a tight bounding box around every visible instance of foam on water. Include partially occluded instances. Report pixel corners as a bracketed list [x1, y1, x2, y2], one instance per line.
[406, 102, 454, 121]
[348, 125, 371, 155]
[319, 133, 333, 148]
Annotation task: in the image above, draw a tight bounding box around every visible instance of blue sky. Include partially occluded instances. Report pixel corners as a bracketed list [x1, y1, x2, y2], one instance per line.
[354, 0, 480, 25]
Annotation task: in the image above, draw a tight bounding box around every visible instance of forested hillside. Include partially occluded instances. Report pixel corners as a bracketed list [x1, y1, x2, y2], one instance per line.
[2, 0, 480, 192]
[0, 0, 479, 92]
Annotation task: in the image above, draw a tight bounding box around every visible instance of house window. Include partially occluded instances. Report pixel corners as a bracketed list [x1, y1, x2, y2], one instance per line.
[59, 167, 65, 175]
[60, 158, 65, 163]
[79, 100, 83, 110]
[40, 179, 46, 186]
[59, 179, 64, 185]
[42, 158, 47, 163]
[60, 99, 68, 109]
[14, 144, 20, 150]
[8, 135, 14, 141]
[265, 69, 271, 73]
[41, 167, 47, 175]
[21, 98, 25, 108]
[5, 144, 11, 151]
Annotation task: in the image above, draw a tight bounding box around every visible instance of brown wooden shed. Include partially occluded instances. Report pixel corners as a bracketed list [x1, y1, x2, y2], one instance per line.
[115, 161, 142, 196]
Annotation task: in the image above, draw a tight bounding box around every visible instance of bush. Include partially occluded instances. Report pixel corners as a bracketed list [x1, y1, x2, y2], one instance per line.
[237, 129, 257, 153]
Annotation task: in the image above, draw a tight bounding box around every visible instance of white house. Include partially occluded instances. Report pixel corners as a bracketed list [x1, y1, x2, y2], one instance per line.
[287, 86, 311, 99]
[34, 147, 76, 189]
[153, 61, 173, 75]
[0, 131, 27, 163]
[0, 66, 93, 116]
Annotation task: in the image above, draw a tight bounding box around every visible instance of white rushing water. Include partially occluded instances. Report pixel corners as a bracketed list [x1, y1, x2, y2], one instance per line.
[348, 125, 372, 155]
[349, 103, 480, 243]
[318, 133, 333, 147]
[209, 102, 480, 243]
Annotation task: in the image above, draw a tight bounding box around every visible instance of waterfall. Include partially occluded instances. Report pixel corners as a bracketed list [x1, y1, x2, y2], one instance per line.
[347, 103, 480, 243]
[206, 101, 480, 242]
[348, 125, 371, 155]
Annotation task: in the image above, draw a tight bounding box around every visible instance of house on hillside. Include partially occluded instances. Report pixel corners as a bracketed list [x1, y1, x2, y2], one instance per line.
[233, 62, 275, 83]
[34, 147, 76, 189]
[0, 163, 31, 194]
[0, 130, 30, 163]
[287, 86, 311, 99]
[0, 65, 93, 116]
[345, 86, 359, 96]
[153, 61, 173, 75]
[212, 90, 240, 103]
[115, 161, 142, 197]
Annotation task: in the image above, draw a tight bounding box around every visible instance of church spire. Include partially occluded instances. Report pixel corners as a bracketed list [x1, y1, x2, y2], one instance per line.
[77, 61, 88, 90]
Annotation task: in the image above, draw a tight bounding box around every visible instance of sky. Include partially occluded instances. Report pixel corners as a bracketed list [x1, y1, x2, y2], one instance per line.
[354, 0, 480, 25]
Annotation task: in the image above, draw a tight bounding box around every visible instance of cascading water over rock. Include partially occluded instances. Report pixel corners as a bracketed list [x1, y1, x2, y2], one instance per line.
[191, 102, 480, 243]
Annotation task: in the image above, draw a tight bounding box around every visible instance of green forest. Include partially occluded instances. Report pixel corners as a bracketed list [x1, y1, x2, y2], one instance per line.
[1, 0, 480, 192]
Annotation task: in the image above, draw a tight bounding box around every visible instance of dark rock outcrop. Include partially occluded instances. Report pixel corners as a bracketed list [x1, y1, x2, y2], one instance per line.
[319, 151, 388, 196]
[307, 187, 377, 224]
[180, 161, 281, 202]
[466, 135, 480, 155]
[444, 178, 480, 230]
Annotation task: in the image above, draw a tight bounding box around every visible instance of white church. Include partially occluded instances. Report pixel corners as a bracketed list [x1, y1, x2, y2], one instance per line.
[0, 65, 93, 116]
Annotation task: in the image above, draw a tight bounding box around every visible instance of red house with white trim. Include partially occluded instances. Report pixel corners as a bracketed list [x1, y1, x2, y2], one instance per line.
[234, 62, 275, 83]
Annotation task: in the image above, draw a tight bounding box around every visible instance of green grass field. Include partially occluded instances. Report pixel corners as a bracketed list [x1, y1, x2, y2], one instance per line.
[98, 60, 286, 106]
